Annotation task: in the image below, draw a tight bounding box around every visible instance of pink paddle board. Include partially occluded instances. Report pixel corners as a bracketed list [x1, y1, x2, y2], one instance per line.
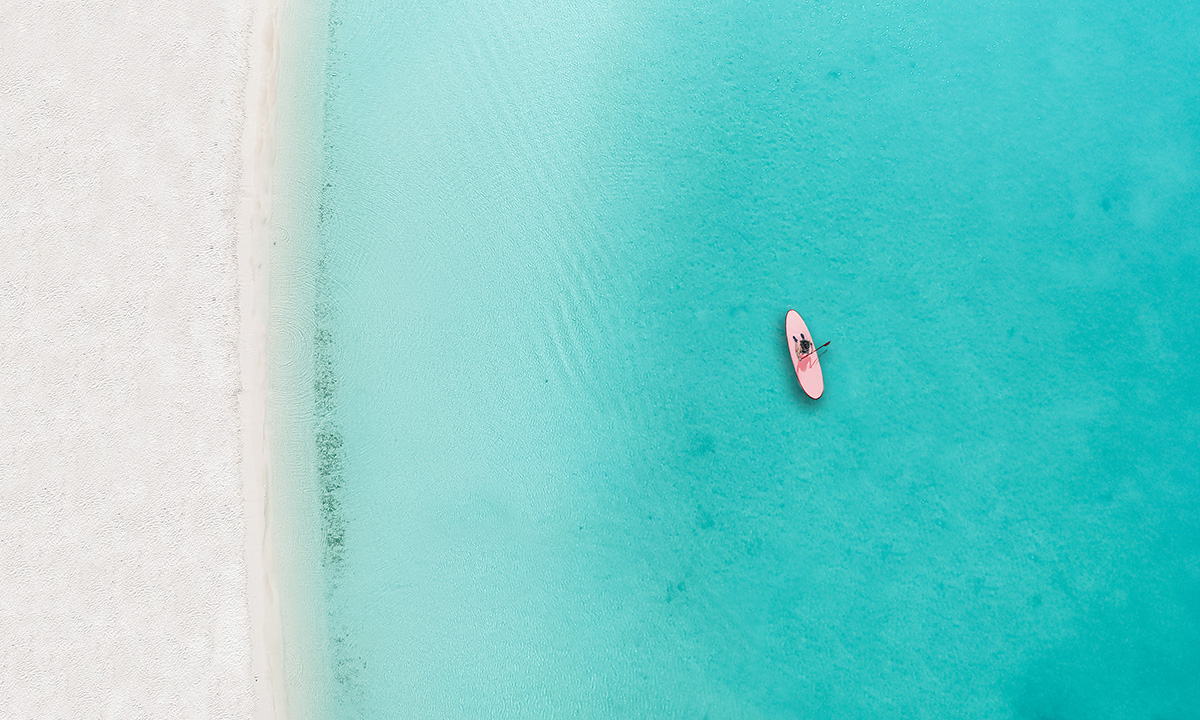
[786, 309, 823, 399]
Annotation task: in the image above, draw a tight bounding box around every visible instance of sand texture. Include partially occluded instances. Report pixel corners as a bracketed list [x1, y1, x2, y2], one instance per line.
[1, 1, 274, 716]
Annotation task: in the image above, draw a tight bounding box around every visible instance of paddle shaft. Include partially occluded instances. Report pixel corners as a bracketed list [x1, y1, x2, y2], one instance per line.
[800, 340, 830, 360]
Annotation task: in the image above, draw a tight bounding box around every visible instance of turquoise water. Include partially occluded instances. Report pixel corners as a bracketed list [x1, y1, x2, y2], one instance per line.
[304, 0, 1200, 716]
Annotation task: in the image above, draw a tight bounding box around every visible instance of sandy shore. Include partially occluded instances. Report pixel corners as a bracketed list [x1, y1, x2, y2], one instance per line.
[242, 0, 288, 717]
[1, 0, 284, 717]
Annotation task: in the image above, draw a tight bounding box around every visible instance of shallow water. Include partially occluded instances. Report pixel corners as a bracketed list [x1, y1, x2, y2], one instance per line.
[305, 0, 1200, 716]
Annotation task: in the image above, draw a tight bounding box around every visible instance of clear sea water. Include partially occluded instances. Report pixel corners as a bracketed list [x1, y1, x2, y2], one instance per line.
[300, 0, 1200, 716]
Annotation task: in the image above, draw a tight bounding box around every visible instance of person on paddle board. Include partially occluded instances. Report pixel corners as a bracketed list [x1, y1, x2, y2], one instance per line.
[793, 333, 813, 357]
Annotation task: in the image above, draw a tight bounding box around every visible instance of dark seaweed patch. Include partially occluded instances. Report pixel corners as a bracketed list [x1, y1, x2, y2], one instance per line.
[313, 320, 346, 572]
[311, 2, 369, 710]
[315, 427, 346, 565]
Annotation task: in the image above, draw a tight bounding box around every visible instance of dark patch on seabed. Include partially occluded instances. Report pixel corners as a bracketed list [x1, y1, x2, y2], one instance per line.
[314, 300, 367, 707]
[313, 239, 367, 707]
[314, 0, 349, 575]
[314, 325, 346, 570]
[313, 5, 368, 705]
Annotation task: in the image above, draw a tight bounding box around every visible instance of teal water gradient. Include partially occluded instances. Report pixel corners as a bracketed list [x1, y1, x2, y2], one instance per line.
[307, 0, 1200, 716]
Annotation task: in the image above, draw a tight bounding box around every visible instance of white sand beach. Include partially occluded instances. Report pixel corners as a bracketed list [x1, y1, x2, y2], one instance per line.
[1, 0, 284, 717]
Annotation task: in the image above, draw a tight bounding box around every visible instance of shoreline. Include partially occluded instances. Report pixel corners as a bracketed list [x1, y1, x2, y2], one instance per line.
[252, 0, 337, 715]
[238, 0, 287, 716]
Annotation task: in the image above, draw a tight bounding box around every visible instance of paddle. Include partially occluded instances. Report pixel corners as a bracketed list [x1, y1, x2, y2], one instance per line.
[801, 340, 830, 359]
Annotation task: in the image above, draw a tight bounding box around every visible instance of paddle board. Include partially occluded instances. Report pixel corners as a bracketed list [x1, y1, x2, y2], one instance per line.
[786, 309, 823, 399]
